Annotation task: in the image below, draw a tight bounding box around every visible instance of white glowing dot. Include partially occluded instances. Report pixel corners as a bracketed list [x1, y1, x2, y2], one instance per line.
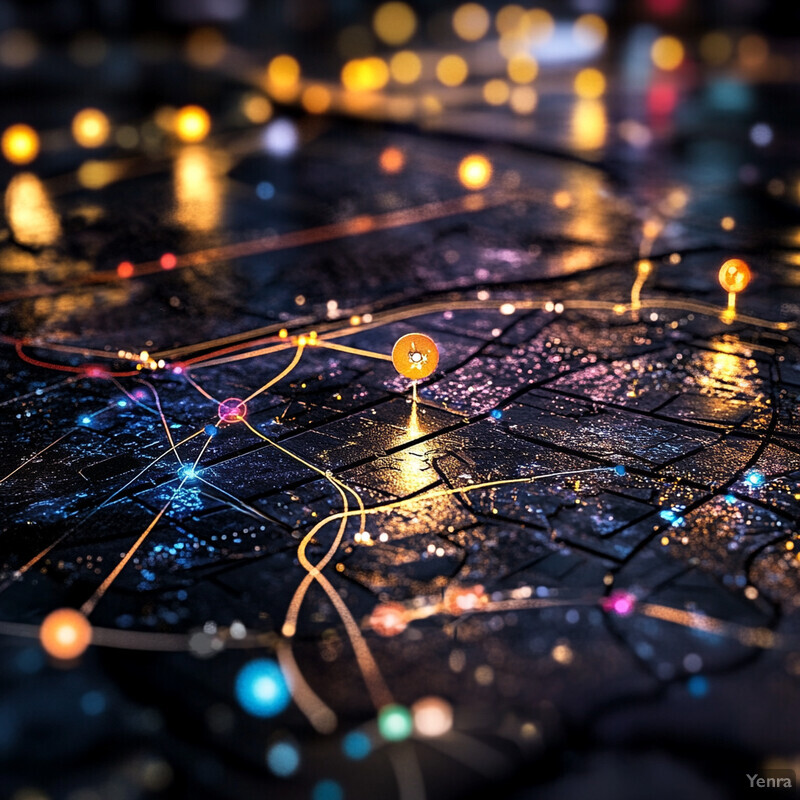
[263, 118, 299, 157]
[544, 301, 555, 312]
[554, 303, 564, 313]
[749, 122, 772, 147]
[477, 289, 489, 301]
[412, 697, 453, 737]
[499, 303, 515, 315]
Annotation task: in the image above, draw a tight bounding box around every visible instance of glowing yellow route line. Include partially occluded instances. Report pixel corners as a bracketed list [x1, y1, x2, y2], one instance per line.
[276, 641, 337, 733]
[311, 341, 393, 361]
[183, 371, 218, 402]
[0, 429, 77, 485]
[191, 435, 213, 471]
[243, 343, 305, 403]
[240, 418, 392, 710]
[137, 379, 184, 465]
[81, 476, 189, 616]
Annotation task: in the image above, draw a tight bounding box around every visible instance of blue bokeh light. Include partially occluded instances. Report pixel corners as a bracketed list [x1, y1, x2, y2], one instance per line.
[267, 741, 300, 777]
[312, 780, 344, 800]
[342, 730, 371, 760]
[235, 659, 291, 718]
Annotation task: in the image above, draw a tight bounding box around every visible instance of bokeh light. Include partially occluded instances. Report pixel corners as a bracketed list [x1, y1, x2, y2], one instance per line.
[411, 697, 453, 737]
[378, 704, 413, 741]
[72, 108, 110, 148]
[453, 4, 490, 42]
[40, 609, 92, 660]
[373, 2, 417, 46]
[651, 36, 685, 71]
[235, 659, 291, 718]
[574, 68, 606, 100]
[457, 154, 492, 190]
[2, 124, 39, 164]
[174, 105, 211, 143]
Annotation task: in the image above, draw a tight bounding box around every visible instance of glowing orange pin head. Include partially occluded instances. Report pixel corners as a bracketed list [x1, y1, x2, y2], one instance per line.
[392, 333, 439, 380]
[40, 608, 92, 660]
[718, 258, 751, 293]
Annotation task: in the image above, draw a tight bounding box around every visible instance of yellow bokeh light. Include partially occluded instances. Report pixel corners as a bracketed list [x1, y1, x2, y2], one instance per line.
[453, 3, 490, 41]
[510, 85, 537, 114]
[483, 78, 510, 106]
[302, 85, 332, 114]
[526, 9, 554, 44]
[173, 145, 224, 232]
[507, 53, 538, 83]
[389, 50, 421, 84]
[373, 2, 417, 46]
[700, 31, 732, 66]
[458, 153, 492, 190]
[721, 216, 736, 231]
[341, 57, 390, 92]
[574, 13, 607, 46]
[436, 54, 468, 87]
[266, 54, 300, 100]
[571, 98, 606, 150]
[174, 105, 210, 143]
[651, 36, 684, 71]
[574, 68, 605, 99]
[71, 108, 110, 148]
[5, 172, 61, 246]
[2, 123, 39, 164]
[40, 608, 92, 660]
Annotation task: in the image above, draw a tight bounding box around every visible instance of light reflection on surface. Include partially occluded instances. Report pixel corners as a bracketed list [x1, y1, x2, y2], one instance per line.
[5, 172, 61, 248]
[571, 98, 607, 152]
[173, 145, 226, 231]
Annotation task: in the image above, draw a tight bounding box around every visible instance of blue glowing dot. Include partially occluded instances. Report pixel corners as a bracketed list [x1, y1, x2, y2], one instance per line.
[490, 409, 503, 420]
[312, 780, 343, 800]
[342, 731, 371, 760]
[179, 465, 198, 481]
[659, 509, 685, 527]
[204, 424, 218, 437]
[745, 470, 765, 487]
[80, 416, 92, 425]
[614, 465, 626, 476]
[687, 675, 709, 698]
[266, 741, 300, 777]
[235, 659, 290, 718]
[256, 181, 275, 200]
[117, 399, 128, 407]
[80, 690, 107, 716]
[724, 494, 736, 504]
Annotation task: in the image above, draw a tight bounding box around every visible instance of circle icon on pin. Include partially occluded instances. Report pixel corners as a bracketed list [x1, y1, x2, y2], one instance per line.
[718, 258, 751, 293]
[392, 333, 439, 380]
[218, 397, 247, 423]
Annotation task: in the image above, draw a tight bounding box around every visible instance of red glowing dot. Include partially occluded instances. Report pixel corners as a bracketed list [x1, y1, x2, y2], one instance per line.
[218, 397, 247, 423]
[83, 365, 108, 379]
[117, 261, 134, 279]
[602, 591, 636, 616]
[646, 0, 684, 15]
[160, 252, 177, 270]
[648, 83, 678, 116]
[369, 602, 408, 637]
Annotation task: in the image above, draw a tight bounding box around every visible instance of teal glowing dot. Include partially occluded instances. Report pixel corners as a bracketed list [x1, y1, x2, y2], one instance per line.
[204, 424, 218, 436]
[724, 494, 736, 504]
[745, 470, 765, 487]
[80, 416, 92, 425]
[266, 741, 300, 777]
[687, 675, 708, 697]
[377, 704, 413, 742]
[312, 780, 343, 800]
[235, 659, 290, 718]
[342, 731, 371, 760]
[179, 465, 198, 480]
[117, 399, 127, 407]
[614, 465, 626, 476]
[490, 409, 503, 419]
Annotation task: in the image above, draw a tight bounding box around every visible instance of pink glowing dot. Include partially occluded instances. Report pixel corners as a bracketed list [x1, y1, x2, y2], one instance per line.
[218, 397, 247, 423]
[173, 366, 183, 375]
[160, 253, 177, 270]
[83, 365, 108, 379]
[117, 261, 134, 279]
[602, 591, 636, 616]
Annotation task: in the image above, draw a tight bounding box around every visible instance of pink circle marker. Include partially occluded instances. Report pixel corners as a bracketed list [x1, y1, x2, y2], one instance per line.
[218, 397, 247, 423]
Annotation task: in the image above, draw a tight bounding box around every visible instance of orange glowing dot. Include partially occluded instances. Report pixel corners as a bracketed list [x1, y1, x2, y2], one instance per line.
[458, 153, 492, 190]
[72, 108, 110, 148]
[379, 146, 405, 174]
[40, 608, 92, 660]
[267, 54, 300, 91]
[341, 57, 390, 92]
[507, 53, 538, 83]
[160, 252, 177, 270]
[718, 258, 751, 293]
[637, 259, 653, 276]
[241, 93, 273, 124]
[301, 84, 332, 114]
[117, 261, 134, 278]
[442, 584, 487, 616]
[2, 123, 39, 164]
[174, 105, 210, 143]
[392, 333, 439, 380]
[553, 190, 572, 209]
[721, 216, 736, 231]
[483, 78, 510, 105]
[370, 602, 408, 636]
